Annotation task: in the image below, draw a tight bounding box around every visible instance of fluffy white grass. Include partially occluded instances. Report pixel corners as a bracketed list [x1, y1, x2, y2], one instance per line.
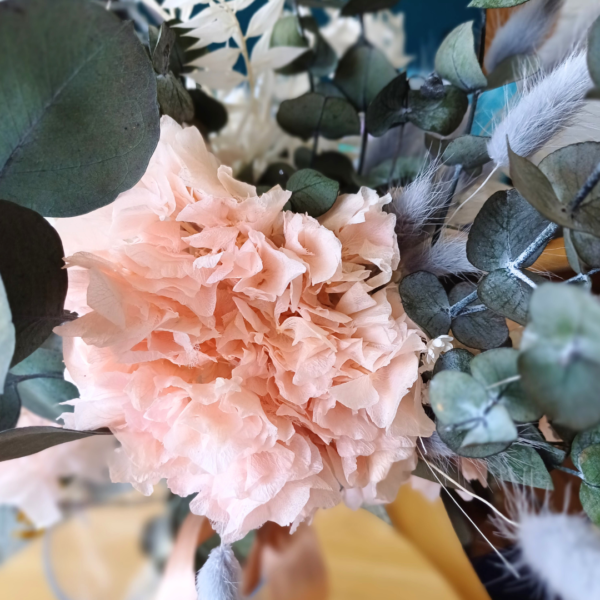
[196, 545, 241, 600]
[487, 50, 592, 167]
[484, 0, 563, 74]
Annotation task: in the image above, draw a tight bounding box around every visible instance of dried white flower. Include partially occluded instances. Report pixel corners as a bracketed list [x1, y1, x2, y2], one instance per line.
[420, 335, 454, 373]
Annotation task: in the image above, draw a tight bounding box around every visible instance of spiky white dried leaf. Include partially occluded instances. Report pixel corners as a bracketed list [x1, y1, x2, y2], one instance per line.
[246, 0, 285, 39]
[196, 544, 242, 600]
[251, 46, 310, 72]
[163, 0, 209, 9]
[188, 47, 241, 70]
[487, 50, 592, 168]
[190, 69, 246, 91]
[485, 0, 563, 73]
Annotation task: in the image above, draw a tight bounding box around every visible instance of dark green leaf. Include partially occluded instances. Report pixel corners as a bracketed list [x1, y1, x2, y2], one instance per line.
[306, 152, 356, 187]
[301, 17, 338, 77]
[0, 276, 14, 390]
[355, 157, 423, 189]
[0, 388, 20, 431]
[487, 445, 553, 489]
[478, 268, 541, 326]
[580, 444, 600, 485]
[571, 230, 600, 269]
[399, 272, 451, 338]
[270, 16, 312, 76]
[471, 348, 541, 422]
[286, 169, 339, 217]
[277, 93, 360, 141]
[157, 72, 195, 124]
[258, 162, 296, 189]
[468, 0, 530, 6]
[365, 73, 409, 137]
[443, 136, 490, 170]
[162, 20, 207, 76]
[334, 43, 397, 111]
[563, 229, 583, 274]
[519, 283, 600, 430]
[151, 22, 177, 75]
[0, 426, 111, 462]
[433, 348, 474, 376]
[407, 86, 469, 136]
[510, 143, 600, 237]
[437, 425, 511, 458]
[0, 0, 159, 217]
[434, 21, 487, 92]
[486, 54, 539, 90]
[0, 201, 67, 366]
[519, 424, 566, 470]
[589, 16, 600, 88]
[580, 483, 600, 526]
[449, 282, 509, 350]
[6, 334, 77, 422]
[341, 0, 400, 16]
[572, 425, 600, 469]
[467, 189, 550, 271]
[189, 88, 228, 133]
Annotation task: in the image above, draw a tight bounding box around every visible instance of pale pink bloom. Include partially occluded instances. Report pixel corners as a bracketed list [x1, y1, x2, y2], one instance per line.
[55, 116, 433, 543]
[0, 410, 113, 528]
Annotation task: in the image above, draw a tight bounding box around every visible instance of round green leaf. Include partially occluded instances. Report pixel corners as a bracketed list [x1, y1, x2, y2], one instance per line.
[365, 73, 409, 137]
[157, 72, 195, 124]
[571, 230, 600, 269]
[471, 348, 541, 422]
[589, 16, 600, 88]
[259, 163, 296, 189]
[478, 268, 542, 326]
[519, 284, 600, 430]
[286, 169, 339, 218]
[0, 0, 160, 217]
[399, 272, 451, 339]
[487, 445, 553, 490]
[467, 189, 550, 271]
[563, 228, 583, 274]
[449, 282, 509, 350]
[277, 93, 360, 141]
[443, 135, 490, 170]
[580, 444, 600, 486]
[0, 201, 68, 366]
[433, 348, 474, 376]
[434, 21, 487, 92]
[580, 482, 600, 526]
[437, 425, 511, 458]
[407, 86, 469, 136]
[0, 276, 15, 390]
[572, 425, 600, 470]
[301, 16, 338, 78]
[270, 16, 312, 76]
[189, 87, 228, 134]
[334, 43, 398, 112]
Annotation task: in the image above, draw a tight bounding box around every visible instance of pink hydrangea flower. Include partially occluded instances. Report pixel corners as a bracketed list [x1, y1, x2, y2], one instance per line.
[55, 116, 434, 543]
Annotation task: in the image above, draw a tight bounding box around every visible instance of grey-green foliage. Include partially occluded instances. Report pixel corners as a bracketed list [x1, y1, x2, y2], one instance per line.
[443, 136, 490, 170]
[519, 284, 600, 431]
[0, 201, 68, 367]
[588, 15, 600, 88]
[286, 169, 339, 217]
[334, 43, 397, 111]
[365, 73, 409, 137]
[468, 0, 530, 6]
[5, 334, 77, 422]
[301, 16, 338, 77]
[433, 348, 474, 376]
[0, 0, 159, 217]
[156, 72, 195, 124]
[407, 85, 469, 136]
[0, 426, 110, 462]
[487, 444, 553, 489]
[572, 427, 600, 524]
[277, 93, 360, 141]
[0, 276, 14, 391]
[270, 16, 311, 75]
[434, 21, 487, 93]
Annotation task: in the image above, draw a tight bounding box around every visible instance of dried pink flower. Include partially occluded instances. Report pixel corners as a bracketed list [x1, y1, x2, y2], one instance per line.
[55, 116, 433, 542]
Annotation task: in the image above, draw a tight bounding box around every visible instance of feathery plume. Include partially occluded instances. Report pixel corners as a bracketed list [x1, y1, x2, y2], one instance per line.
[484, 0, 563, 74]
[487, 50, 592, 168]
[196, 544, 242, 600]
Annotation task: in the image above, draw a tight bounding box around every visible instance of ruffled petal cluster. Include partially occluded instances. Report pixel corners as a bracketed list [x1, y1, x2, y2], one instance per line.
[56, 116, 433, 542]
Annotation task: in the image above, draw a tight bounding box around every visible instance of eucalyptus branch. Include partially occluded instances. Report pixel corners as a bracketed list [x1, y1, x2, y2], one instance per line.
[512, 223, 560, 270]
[570, 161, 600, 213]
[567, 269, 600, 284]
[8, 373, 64, 384]
[358, 120, 369, 176]
[456, 304, 487, 318]
[450, 290, 479, 318]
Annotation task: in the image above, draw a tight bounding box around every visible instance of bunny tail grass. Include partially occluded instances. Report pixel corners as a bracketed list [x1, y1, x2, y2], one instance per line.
[484, 0, 563, 74]
[487, 50, 592, 169]
[196, 544, 242, 600]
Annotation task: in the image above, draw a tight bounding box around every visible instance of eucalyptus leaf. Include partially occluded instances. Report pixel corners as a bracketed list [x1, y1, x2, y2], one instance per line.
[572, 425, 600, 470]
[0, 426, 111, 463]
[579, 444, 600, 486]
[580, 483, 600, 526]
[486, 54, 539, 90]
[152, 22, 177, 75]
[270, 16, 312, 76]
[301, 16, 338, 77]
[189, 88, 228, 134]
[449, 282, 509, 350]
[259, 163, 296, 189]
[334, 43, 397, 111]
[341, 0, 400, 16]
[399, 272, 451, 339]
[0, 0, 159, 217]
[407, 86, 469, 136]
[286, 169, 339, 217]
[467, 189, 550, 271]
[478, 268, 542, 326]
[589, 15, 600, 88]
[355, 157, 423, 189]
[571, 230, 600, 269]
[434, 21, 487, 92]
[487, 445, 553, 490]
[519, 284, 600, 430]
[0, 389, 20, 431]
[468, 0, 530, 6]
[0, 277, 15, 390]
[161, 19, 207, 77]
[433, 349, 474, 376]
[305, 152, 355, 187]
[437, 426, 511, 458]
[277, 93, 360, 141]
[6, 334, 77, 422]
[510, 143, 600, 237]
[563, 229, 583, 274]
[365, 73, 409, 137]
[0, 201, 67, 366]
[443, 136, 490, 170]
[471, 349, 541, 422]
[157, 72, 195, 124]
